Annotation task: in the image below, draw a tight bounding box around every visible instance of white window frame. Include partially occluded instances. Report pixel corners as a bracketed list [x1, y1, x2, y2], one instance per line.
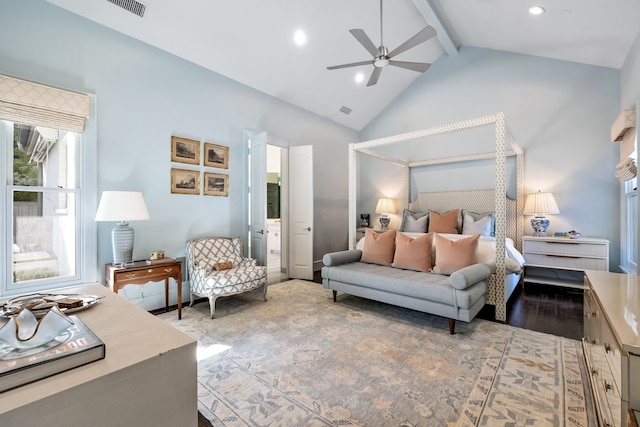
[0, 95, 97, 297]
[620, 177, 638, 274]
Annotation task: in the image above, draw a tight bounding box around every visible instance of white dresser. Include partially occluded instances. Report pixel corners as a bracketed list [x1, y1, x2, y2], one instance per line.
[583, 271, 640, 427]
[522, 235, 609, 288]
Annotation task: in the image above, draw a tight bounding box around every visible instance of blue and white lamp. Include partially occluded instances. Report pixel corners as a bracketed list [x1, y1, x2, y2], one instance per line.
[95, 191, 150, 266]
[375, 198, 396, 230]
[523, 191, 559, 236]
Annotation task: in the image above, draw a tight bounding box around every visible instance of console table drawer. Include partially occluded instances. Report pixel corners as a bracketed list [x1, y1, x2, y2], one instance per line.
[523, 240, 608, 257]
[114, 266, 179, 283]
[524, 253, 607, 270]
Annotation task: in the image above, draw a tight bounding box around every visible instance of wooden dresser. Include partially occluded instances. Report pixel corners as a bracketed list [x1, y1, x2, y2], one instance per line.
[583, 270, 640, 427]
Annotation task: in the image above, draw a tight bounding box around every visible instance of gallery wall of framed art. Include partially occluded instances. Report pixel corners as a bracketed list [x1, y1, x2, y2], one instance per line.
[170, 135, 229, 196]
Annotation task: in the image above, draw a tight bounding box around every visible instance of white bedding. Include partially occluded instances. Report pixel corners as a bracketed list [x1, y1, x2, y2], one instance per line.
[356, 232, 525, 274]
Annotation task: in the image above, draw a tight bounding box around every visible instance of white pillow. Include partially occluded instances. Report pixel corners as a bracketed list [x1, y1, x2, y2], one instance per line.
[462, 212, 492, 236]
[403, 214, 428, 232]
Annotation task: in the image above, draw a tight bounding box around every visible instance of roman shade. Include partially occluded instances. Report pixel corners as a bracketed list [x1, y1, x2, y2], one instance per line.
[611, 108, 637, 182]
[0, 74, 90, 133]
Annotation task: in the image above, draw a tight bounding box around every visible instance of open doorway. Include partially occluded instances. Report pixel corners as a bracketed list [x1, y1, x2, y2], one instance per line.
[267, 144, 287, 283]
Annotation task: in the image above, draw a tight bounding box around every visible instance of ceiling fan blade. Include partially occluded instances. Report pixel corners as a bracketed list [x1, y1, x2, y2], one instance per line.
[349, 29, 380, 57]
[327, 60, 373, 70]
[366, 67, 383, 87]
[387, 26, 437, 58]
[388, 60, 431, 73]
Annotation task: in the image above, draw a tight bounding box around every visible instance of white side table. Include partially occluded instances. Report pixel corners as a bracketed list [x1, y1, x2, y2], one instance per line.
[522, 235, 609, 289]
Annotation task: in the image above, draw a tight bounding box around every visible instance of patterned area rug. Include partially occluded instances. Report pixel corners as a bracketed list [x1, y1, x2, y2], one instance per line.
[158, 280, 595, 427]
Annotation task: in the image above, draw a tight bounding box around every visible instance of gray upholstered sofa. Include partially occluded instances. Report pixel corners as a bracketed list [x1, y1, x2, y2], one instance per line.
[321, 249, 490, 334]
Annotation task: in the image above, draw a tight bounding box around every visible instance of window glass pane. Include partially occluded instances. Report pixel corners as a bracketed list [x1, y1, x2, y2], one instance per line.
[629, 193, 638, 264]
[12, 190, 76, 284]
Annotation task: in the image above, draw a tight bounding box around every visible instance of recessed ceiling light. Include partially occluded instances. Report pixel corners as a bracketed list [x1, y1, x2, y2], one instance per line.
[529, 5, 545, 15]
[293, 29, 306, 46]
[355, 72, 365, 84]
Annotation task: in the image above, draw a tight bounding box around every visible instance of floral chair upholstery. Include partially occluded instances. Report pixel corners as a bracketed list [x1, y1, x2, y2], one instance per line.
[186, 236, 267, 318]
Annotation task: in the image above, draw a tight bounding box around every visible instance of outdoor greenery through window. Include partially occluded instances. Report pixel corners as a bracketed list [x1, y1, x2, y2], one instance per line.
[8, 122, 80, 288]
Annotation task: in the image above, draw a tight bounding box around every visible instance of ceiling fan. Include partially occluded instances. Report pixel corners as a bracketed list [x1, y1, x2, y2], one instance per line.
[327, 0, 436, 87]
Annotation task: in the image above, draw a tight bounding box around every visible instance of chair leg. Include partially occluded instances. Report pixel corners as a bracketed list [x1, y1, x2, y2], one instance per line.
[262, 283, 268, 302]
[208, 296, 217, 319]
[448, 319, 455, 335]
[189, 293, 195, 307]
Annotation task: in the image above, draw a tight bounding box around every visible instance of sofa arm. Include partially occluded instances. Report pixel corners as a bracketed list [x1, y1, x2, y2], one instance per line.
[322, 250, 362, 266]
[449, 263, 492, 290]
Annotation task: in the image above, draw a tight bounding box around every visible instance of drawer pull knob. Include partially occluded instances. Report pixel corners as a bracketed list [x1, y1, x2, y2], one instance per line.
[584, 313, 591, 319]
[163, 268, 173, 273]
[604, 344, 611, 353]
[148, 269, 153, 273]
[126, 273, 136, 278]
[591, 369, 598, 376]
[604, 381, 612, 391]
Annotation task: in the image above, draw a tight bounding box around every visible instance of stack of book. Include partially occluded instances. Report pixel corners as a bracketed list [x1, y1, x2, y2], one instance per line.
[0, 315, 105, 393]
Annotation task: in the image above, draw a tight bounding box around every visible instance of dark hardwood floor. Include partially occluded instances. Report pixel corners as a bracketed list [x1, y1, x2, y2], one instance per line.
[313, 271, 584, 341]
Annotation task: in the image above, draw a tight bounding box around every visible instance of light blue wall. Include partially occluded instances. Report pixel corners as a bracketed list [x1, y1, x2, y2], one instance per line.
[0, 0, 357, 306]
[360, 46, 621, 270]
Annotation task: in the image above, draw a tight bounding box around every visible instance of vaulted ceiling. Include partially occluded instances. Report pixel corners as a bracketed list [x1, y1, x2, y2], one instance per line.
[45, 0, 640, 130]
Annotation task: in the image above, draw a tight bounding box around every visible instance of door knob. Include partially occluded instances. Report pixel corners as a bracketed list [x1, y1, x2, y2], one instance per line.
[257, 229, 265, 235]
[305, 227, 311, 231]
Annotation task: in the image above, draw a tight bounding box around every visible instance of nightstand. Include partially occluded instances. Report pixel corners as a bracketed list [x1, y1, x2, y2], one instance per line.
[522, 235, 609, 289]
[105, 260, 183, 319]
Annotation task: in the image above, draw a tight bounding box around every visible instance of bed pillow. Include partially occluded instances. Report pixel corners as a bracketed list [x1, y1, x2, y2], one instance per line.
[432, 233, 480, 275]
[462, 210, 495, 236]
[462, 211, 493, 236]
[361, 229, 396, 266]
[392, 232, 433, 272]
[400, 209, 428, 232]
[428, 209, 460, 234]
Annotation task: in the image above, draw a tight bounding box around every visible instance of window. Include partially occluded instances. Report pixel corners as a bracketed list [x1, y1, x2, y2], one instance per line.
[0, 74, 96, 297]
[621, 177, 638, 274]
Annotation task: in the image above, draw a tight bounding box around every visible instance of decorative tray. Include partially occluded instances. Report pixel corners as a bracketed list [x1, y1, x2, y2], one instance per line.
[0, 293, 103, 318]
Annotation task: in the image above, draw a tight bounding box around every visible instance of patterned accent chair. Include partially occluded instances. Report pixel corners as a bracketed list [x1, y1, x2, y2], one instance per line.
[186, 236, 267, 318]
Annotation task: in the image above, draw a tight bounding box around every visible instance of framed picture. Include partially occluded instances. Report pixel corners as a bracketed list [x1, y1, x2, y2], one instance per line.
[360, 214, 370, 228]
[203, 143, 229, 169]
[171, 136, 200, 165]
[203, 172, 228, 197]
[171, 168, 200, 195]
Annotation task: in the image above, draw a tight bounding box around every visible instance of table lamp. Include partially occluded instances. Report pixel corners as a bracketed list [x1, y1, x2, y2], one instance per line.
[375, 198, 396, 230]
[95, 191, 150, 266]
[523, 191, 559, 236]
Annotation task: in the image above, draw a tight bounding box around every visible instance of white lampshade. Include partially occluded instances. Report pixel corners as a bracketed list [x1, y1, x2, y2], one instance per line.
[95, 191, 150, 222]
[523, 191, 559, 237]
[523, 191, 560, 215]
[95, 191, 150, 266]
[375, 198, 396, 214]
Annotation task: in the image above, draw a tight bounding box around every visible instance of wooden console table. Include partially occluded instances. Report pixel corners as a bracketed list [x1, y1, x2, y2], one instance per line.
[0, 284, 197, 427]
[105, 260, 182, 319]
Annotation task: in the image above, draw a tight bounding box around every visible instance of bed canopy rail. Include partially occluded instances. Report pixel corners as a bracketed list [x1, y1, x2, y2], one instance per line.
[348, 112, 523, 321]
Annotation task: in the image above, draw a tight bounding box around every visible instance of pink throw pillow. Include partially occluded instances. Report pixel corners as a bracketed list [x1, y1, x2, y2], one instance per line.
[428, 210, 460, 234]
[432, 233, 479, 275]
[361, 229, 396, 266]
[392, 232, 433, 272]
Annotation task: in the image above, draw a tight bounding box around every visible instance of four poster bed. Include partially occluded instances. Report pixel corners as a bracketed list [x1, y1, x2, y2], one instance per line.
[347, 113, 524, 322]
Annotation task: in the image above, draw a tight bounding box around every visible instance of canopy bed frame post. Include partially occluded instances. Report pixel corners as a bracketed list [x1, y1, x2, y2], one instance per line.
[348, 113, 522, 322]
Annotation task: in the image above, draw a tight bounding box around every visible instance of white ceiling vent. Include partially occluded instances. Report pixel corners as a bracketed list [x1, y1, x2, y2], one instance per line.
[107, 0, 146, 17]
[339, 106, 352, 115]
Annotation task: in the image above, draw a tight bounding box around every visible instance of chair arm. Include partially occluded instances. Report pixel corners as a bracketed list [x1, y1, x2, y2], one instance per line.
[322, 250, 362, 266]
[449, 263, 492, 290]
[239, 258, 257, 267]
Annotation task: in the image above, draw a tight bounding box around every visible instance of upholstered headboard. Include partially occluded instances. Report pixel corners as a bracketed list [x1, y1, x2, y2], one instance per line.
[408, 189, 520, 250]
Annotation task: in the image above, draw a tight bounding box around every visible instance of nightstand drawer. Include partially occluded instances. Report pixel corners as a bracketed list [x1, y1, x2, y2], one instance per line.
[524, 253, 607, 270]
[523, 240, 608, 257]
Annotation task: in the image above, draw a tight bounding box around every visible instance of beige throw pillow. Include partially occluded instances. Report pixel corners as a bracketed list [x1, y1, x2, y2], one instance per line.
[392, 232, 433, 272]
[428, 210, 460, 234]
[432, 233, 479, 275]
[361, 229, 396, 266]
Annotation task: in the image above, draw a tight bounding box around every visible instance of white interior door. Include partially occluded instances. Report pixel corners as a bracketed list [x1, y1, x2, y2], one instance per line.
[249, 132, 267, 266]
[288, 145, 313, 280]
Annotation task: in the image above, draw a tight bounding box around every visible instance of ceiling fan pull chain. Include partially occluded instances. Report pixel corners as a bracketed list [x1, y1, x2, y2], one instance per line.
[380, 0, 384, 47]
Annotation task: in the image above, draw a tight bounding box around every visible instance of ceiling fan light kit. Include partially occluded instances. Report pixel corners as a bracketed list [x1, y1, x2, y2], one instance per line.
[327, 0, 436, 87]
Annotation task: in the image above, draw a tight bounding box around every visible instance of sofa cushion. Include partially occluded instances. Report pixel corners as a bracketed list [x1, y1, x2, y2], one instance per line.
[449, 263, 491, 290]
[432, 233, 480, 275]
[392, 232, 433, 272]
[428, 210, 459, 234]
[361, 229, 396, 266]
